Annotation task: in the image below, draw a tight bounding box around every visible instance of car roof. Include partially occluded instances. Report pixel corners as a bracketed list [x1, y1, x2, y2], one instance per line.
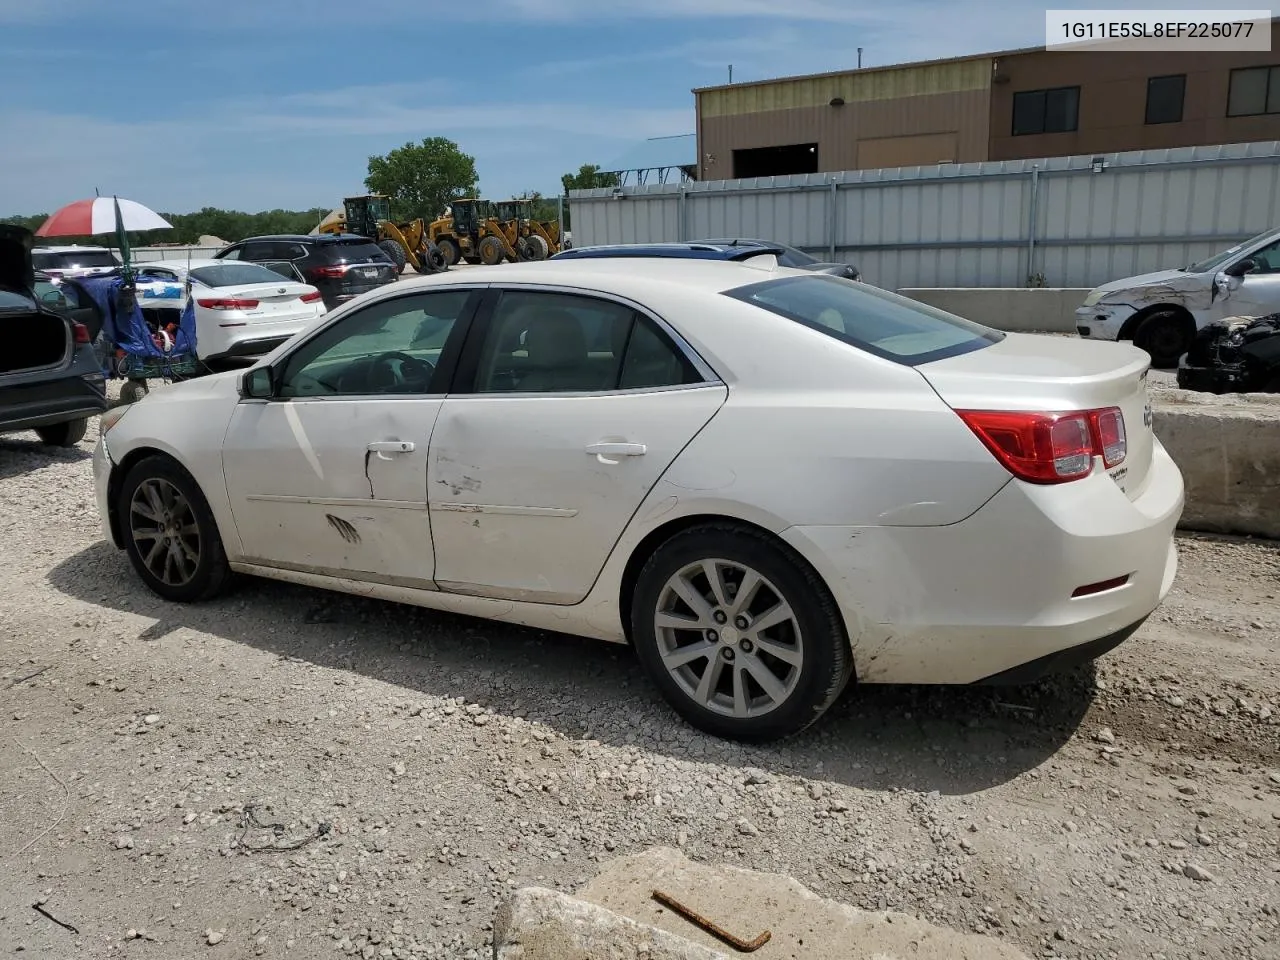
[33, 244, 113, 253]
[552, 242, 786, 263]
[231, 234, 370, 244]
[393, 255, 805, 298]
[137, 259, 224, 272]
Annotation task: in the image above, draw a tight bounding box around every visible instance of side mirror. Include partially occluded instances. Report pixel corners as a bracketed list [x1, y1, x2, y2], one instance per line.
[1224, 258, 1256, 278]
[240, 366, 275, 399]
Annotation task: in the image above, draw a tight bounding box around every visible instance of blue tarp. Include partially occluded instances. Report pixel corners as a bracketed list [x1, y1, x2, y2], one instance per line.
[77, 275, 197, 366]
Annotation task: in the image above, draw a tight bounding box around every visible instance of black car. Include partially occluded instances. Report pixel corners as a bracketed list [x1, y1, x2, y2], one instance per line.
[213, 234, 398, 309]
[698, 238, 861, 281]
[1, 225, 109, 447]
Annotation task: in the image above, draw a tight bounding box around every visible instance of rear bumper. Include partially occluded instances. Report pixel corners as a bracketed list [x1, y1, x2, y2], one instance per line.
[0, 374, 108, 433]
[782, 438, 1184, 685]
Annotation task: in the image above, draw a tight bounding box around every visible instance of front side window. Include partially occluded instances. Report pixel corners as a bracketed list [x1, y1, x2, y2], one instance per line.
[1241, 238, 1280, 274]
[1012, 86, 1080, 135]
[276, 290, 473, 398]
[471, 290, 703, 394]
[725, 274, 1002, 366]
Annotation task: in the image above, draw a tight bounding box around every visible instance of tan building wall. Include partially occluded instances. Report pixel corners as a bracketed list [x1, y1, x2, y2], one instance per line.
[696, 58, 992, 178]
[989, 30, 1280, 160]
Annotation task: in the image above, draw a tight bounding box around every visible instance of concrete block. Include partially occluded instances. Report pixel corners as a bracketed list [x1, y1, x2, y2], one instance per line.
[1153, 392, 1280, 540]
[493, 886, 729, 959]
[577, 847, 1032, 960]
[898, 288, 1091, 333]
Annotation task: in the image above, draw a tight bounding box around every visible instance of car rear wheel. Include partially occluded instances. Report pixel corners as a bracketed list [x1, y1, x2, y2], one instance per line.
[630, 524, 853, 742]
[1134, 310, 1191, 368]
[36, 418, 88, 447]
[118, 455, 231, 603]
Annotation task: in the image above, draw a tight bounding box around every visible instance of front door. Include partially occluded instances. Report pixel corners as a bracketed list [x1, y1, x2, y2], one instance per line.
[221, 288, 479, 587]
[1215, 236, 1280, 319]
[428, 288, 727, 604]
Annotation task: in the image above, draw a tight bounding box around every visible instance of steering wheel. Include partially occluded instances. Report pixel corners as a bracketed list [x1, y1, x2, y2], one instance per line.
[366, 351, 434, 393]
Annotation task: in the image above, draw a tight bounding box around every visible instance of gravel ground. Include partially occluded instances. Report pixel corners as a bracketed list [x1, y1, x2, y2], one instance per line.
[1, 401, 1278, 960]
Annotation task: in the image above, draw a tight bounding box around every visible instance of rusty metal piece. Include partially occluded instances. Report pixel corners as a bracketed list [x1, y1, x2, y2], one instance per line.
[651, 888, 771, 953]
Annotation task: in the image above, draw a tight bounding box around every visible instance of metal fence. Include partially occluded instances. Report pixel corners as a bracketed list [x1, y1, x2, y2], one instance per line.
[130, 246, 224, 263]
[568, 141, 1280, 289]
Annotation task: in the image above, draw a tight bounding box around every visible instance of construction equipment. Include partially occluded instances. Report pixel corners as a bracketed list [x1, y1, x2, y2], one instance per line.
[492, 200, 562, 261]
[427, 199, 520, 267]
[318, 195, 446, 274]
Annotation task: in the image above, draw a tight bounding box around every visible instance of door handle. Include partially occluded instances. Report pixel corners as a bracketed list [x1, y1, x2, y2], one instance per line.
[368, 440, 415, 460]
[585, 441, 646, 464]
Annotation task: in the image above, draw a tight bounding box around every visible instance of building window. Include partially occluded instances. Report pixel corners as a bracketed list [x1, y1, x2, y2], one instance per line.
[1011, 86, 1080, 136]
[732, 143, 818, 179]
[1145, 74, 1186, 124]
[1227, 65, 1280, 116]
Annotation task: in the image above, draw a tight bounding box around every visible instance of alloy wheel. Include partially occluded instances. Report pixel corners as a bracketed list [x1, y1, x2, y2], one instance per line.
[653, 559, 804, 719]
[129, 477, 201, 587]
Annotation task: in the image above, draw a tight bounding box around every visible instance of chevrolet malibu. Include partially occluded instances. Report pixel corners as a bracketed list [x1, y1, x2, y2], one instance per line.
[93, 254, 1184, 741]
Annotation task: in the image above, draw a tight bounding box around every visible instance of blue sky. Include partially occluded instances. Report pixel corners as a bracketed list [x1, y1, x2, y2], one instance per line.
[0, 0, 1183, 216]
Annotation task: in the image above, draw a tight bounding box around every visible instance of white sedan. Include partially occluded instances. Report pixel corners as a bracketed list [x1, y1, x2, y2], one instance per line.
[93, 255, 1184, 741]
[135, 260, 327, 362]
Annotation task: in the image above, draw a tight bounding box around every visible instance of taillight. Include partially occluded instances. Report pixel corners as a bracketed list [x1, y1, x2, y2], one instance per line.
[72, 322, 91, 344]
[309, 265, 346, 279]
[957, 407, 1126, 484]
[299, 291, 323, 303]
[197, 298, 259, 310]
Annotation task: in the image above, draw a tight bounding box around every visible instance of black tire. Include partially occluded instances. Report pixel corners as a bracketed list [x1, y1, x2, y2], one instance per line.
[36, 418, 88, 447]
[1134, 310, 1192, 368]
[463, 255, 482, 266]
[119, 380, 149, 405]
[478, 235, 506, 266]
[421, 244, 448, 273]
[630, 524, 854, 742]
[118, 454, 232, 603]
[378, 239, 407, 275]
[525, 234, 550, 260]
[435, 237, 461, 267]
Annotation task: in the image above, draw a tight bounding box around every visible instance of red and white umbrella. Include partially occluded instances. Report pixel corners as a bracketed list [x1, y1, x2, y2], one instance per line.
[36, 196, 172, 237]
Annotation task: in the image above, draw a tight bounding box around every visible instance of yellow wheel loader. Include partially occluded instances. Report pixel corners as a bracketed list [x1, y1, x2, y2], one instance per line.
[318, 195, 447, 274]
[428, 199, 520, 267]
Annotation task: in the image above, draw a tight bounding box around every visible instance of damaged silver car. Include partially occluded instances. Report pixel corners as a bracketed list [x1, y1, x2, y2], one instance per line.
[1075, 227, 1280, 368]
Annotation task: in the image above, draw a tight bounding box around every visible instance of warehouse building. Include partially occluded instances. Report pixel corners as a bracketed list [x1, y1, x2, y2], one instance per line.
[694, 20, 1280, 179]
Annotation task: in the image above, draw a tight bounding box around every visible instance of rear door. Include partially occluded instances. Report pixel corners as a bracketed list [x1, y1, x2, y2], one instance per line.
[426, 286, 727, 604]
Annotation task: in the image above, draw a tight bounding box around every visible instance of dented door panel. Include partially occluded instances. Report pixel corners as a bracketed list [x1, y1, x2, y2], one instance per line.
[221, 397, 441, 585]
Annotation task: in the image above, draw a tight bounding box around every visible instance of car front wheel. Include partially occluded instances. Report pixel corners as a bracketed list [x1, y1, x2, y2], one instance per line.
[630, 524, 853, 742]
[118, 455, 232, 603]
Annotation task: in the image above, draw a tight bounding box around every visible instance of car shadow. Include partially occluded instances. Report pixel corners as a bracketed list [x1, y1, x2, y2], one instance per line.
[0, 436, 93, 480]
[48, 542, 1096, 796]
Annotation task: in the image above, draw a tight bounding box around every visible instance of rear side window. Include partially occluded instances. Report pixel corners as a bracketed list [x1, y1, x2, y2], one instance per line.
[725, 275, 1003, 365]
[323, 239, 389, 264]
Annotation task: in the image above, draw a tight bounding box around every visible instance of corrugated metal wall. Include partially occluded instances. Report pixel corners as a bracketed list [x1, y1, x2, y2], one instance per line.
[569, 141, 1280, 289]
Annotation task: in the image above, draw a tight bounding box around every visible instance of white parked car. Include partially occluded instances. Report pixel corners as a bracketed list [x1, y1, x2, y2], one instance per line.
[93, 255, 1184, 741]
[134, 260, 327, 362]
[1075, 226, 1280, 368]
[31, 244, 121, 279]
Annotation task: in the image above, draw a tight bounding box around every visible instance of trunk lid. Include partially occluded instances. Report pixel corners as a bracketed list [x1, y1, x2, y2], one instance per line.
[213, 281, 316, 317]
[0, 224, 34, 292]
[917, 333, 1155, 499]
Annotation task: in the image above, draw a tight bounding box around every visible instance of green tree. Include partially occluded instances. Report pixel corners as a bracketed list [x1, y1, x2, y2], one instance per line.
[365, 137, 479, 222]
[561, 164, 620, 195]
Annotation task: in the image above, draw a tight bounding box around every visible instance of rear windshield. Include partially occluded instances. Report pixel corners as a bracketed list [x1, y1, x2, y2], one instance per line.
[188, 263, 288, 287]
[320, 239, 389, 264]
[725, 274, 1002, 366]
[33, 250, 119, 269]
